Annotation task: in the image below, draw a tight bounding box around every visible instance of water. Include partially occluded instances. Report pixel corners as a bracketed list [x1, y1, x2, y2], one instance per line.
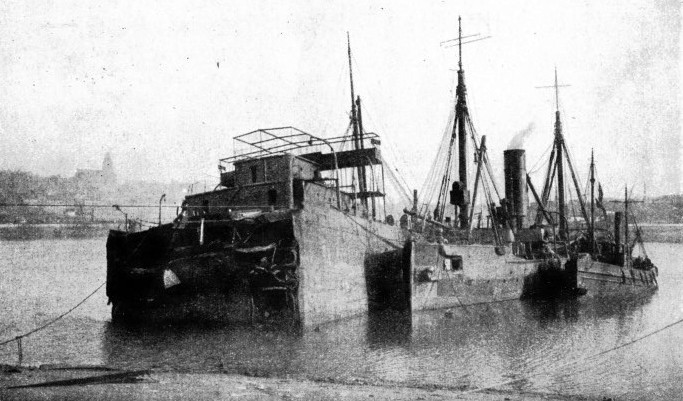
[2, 239, 683, 399]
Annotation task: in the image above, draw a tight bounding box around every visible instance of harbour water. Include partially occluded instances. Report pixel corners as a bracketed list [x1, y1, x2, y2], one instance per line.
[1, 238, 682, 399]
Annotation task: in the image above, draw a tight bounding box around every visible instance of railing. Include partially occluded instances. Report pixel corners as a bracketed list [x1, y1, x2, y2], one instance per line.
[220, 126, 380, 166]
[219, 127, 382, 211]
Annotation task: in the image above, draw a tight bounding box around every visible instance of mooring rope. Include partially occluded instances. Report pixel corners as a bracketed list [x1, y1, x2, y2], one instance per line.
[0, 281, 105, 348]
[341, 212, 402, 250]
[459, 308, 683, 395]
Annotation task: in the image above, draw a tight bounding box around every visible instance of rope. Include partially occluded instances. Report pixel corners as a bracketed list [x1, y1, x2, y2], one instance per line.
[418, 108, 456, 217]
[528, 142, 553, 175]
[360, 102, 415, 192]
[341, 212, 401, 250]
[133, 218, 159, 226]
[459, 309, 683, 395]
[1, 219, 277, 227]
[0, 281, 105, 347]
[0, 203, 278, 209]
[383, 165, 412, 205]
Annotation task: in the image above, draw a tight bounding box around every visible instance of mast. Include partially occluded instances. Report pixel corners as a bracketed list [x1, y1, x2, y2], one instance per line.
[536, 147, 557, 226]
[356, 96, 370, 213]
[456, 16, 470, 228]
[468, 135, 486, 229]
[590, 149, 595, 253]
[433, 17, 485, 226]
[347, 33, 368, 211]
[553, 69, 567, 239]
[535, 68, 592, 233]
[563, 140, 590, 225]
[347, 33, 358, 148]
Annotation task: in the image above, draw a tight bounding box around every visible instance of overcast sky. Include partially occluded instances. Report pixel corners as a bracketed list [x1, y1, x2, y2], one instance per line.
[0, 0, 680, 198]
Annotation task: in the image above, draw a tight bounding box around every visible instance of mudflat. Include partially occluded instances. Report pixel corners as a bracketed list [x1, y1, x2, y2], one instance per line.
[1, 366, 591, 401]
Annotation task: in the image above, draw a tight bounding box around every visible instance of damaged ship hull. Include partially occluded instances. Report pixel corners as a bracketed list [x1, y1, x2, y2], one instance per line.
[106, 192, 402, 328]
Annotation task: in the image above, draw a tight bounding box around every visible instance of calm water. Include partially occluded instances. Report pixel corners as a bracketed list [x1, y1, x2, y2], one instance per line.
[1, 238, 683, 399]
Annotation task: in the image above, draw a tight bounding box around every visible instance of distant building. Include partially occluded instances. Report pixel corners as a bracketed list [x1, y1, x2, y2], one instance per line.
[73, 153, 117, 199]
[74, 153, 117, 190]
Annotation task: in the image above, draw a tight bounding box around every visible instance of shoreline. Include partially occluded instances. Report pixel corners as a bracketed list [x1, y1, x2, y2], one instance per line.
[638, 225, 683, 244]
[1, 222, 682, 244]
[0, 223, 115, 241]
[0, 365, 595, 400]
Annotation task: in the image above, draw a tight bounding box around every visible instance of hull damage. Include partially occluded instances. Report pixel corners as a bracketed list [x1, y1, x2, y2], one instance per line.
[106, 133, 404, 329]
[107, 200, 403, 329]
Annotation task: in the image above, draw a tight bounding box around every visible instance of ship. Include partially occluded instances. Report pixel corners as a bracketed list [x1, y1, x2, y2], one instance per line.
[570, 161, 658, 297]
[527, 70, 658, 298]
[372, 18, 566, 313]
[106, 24, 575, 327]
[106, 39, 405, 328]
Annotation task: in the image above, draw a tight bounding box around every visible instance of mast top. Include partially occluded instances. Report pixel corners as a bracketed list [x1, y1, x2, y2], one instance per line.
[554, 67, 559, 112]
[535, 68, 571, 113]
[441, 17, 490, 66]
[347, 32, 356, 111]
[458, 16, 462, 71]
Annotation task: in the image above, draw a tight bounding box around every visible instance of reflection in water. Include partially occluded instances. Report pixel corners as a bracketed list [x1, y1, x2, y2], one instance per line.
[2, 240, 683, 400]
[100, 294, 657, 393]
[523, 297, 580, 325]
[102, 321, 306, 374]
[366, 310, 412, 349]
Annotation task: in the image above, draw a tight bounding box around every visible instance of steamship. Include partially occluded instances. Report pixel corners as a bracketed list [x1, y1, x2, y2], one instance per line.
[106, 24, 569, 327]
[527, 69, 658, 298]
[571, 165, 658, 298]
[106, 40, 405, 328]
[373, 19, 567, 313]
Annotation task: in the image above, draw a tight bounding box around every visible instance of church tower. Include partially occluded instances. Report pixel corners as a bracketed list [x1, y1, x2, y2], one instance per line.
[102, 152, 117, 186]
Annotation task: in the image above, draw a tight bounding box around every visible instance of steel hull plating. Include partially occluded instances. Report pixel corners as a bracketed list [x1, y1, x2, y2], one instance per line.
[106, 204, 403, 329]
[294, 203, 402, 326]
[575, 254, 658, 298]
[390, 241, 550, 312]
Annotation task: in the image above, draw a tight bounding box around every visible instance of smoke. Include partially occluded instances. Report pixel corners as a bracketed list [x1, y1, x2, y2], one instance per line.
[507, 122, 535, 150]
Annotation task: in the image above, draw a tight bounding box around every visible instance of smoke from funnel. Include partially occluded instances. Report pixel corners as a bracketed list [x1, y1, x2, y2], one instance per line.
[507, 123, 535, 150]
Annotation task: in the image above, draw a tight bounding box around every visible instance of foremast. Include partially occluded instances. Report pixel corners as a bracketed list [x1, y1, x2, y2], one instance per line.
[553, 77, 567, 238]
[455, 17, 470, 229]
[534, 69, 589, 240]
[435, 16, 470, 228]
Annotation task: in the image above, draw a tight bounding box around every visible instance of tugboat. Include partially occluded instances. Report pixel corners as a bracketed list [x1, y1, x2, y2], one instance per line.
[106, 39, 405, 328]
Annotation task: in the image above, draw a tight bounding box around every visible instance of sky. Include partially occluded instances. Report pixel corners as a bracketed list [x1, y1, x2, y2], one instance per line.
[0, 0, 680, 198]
